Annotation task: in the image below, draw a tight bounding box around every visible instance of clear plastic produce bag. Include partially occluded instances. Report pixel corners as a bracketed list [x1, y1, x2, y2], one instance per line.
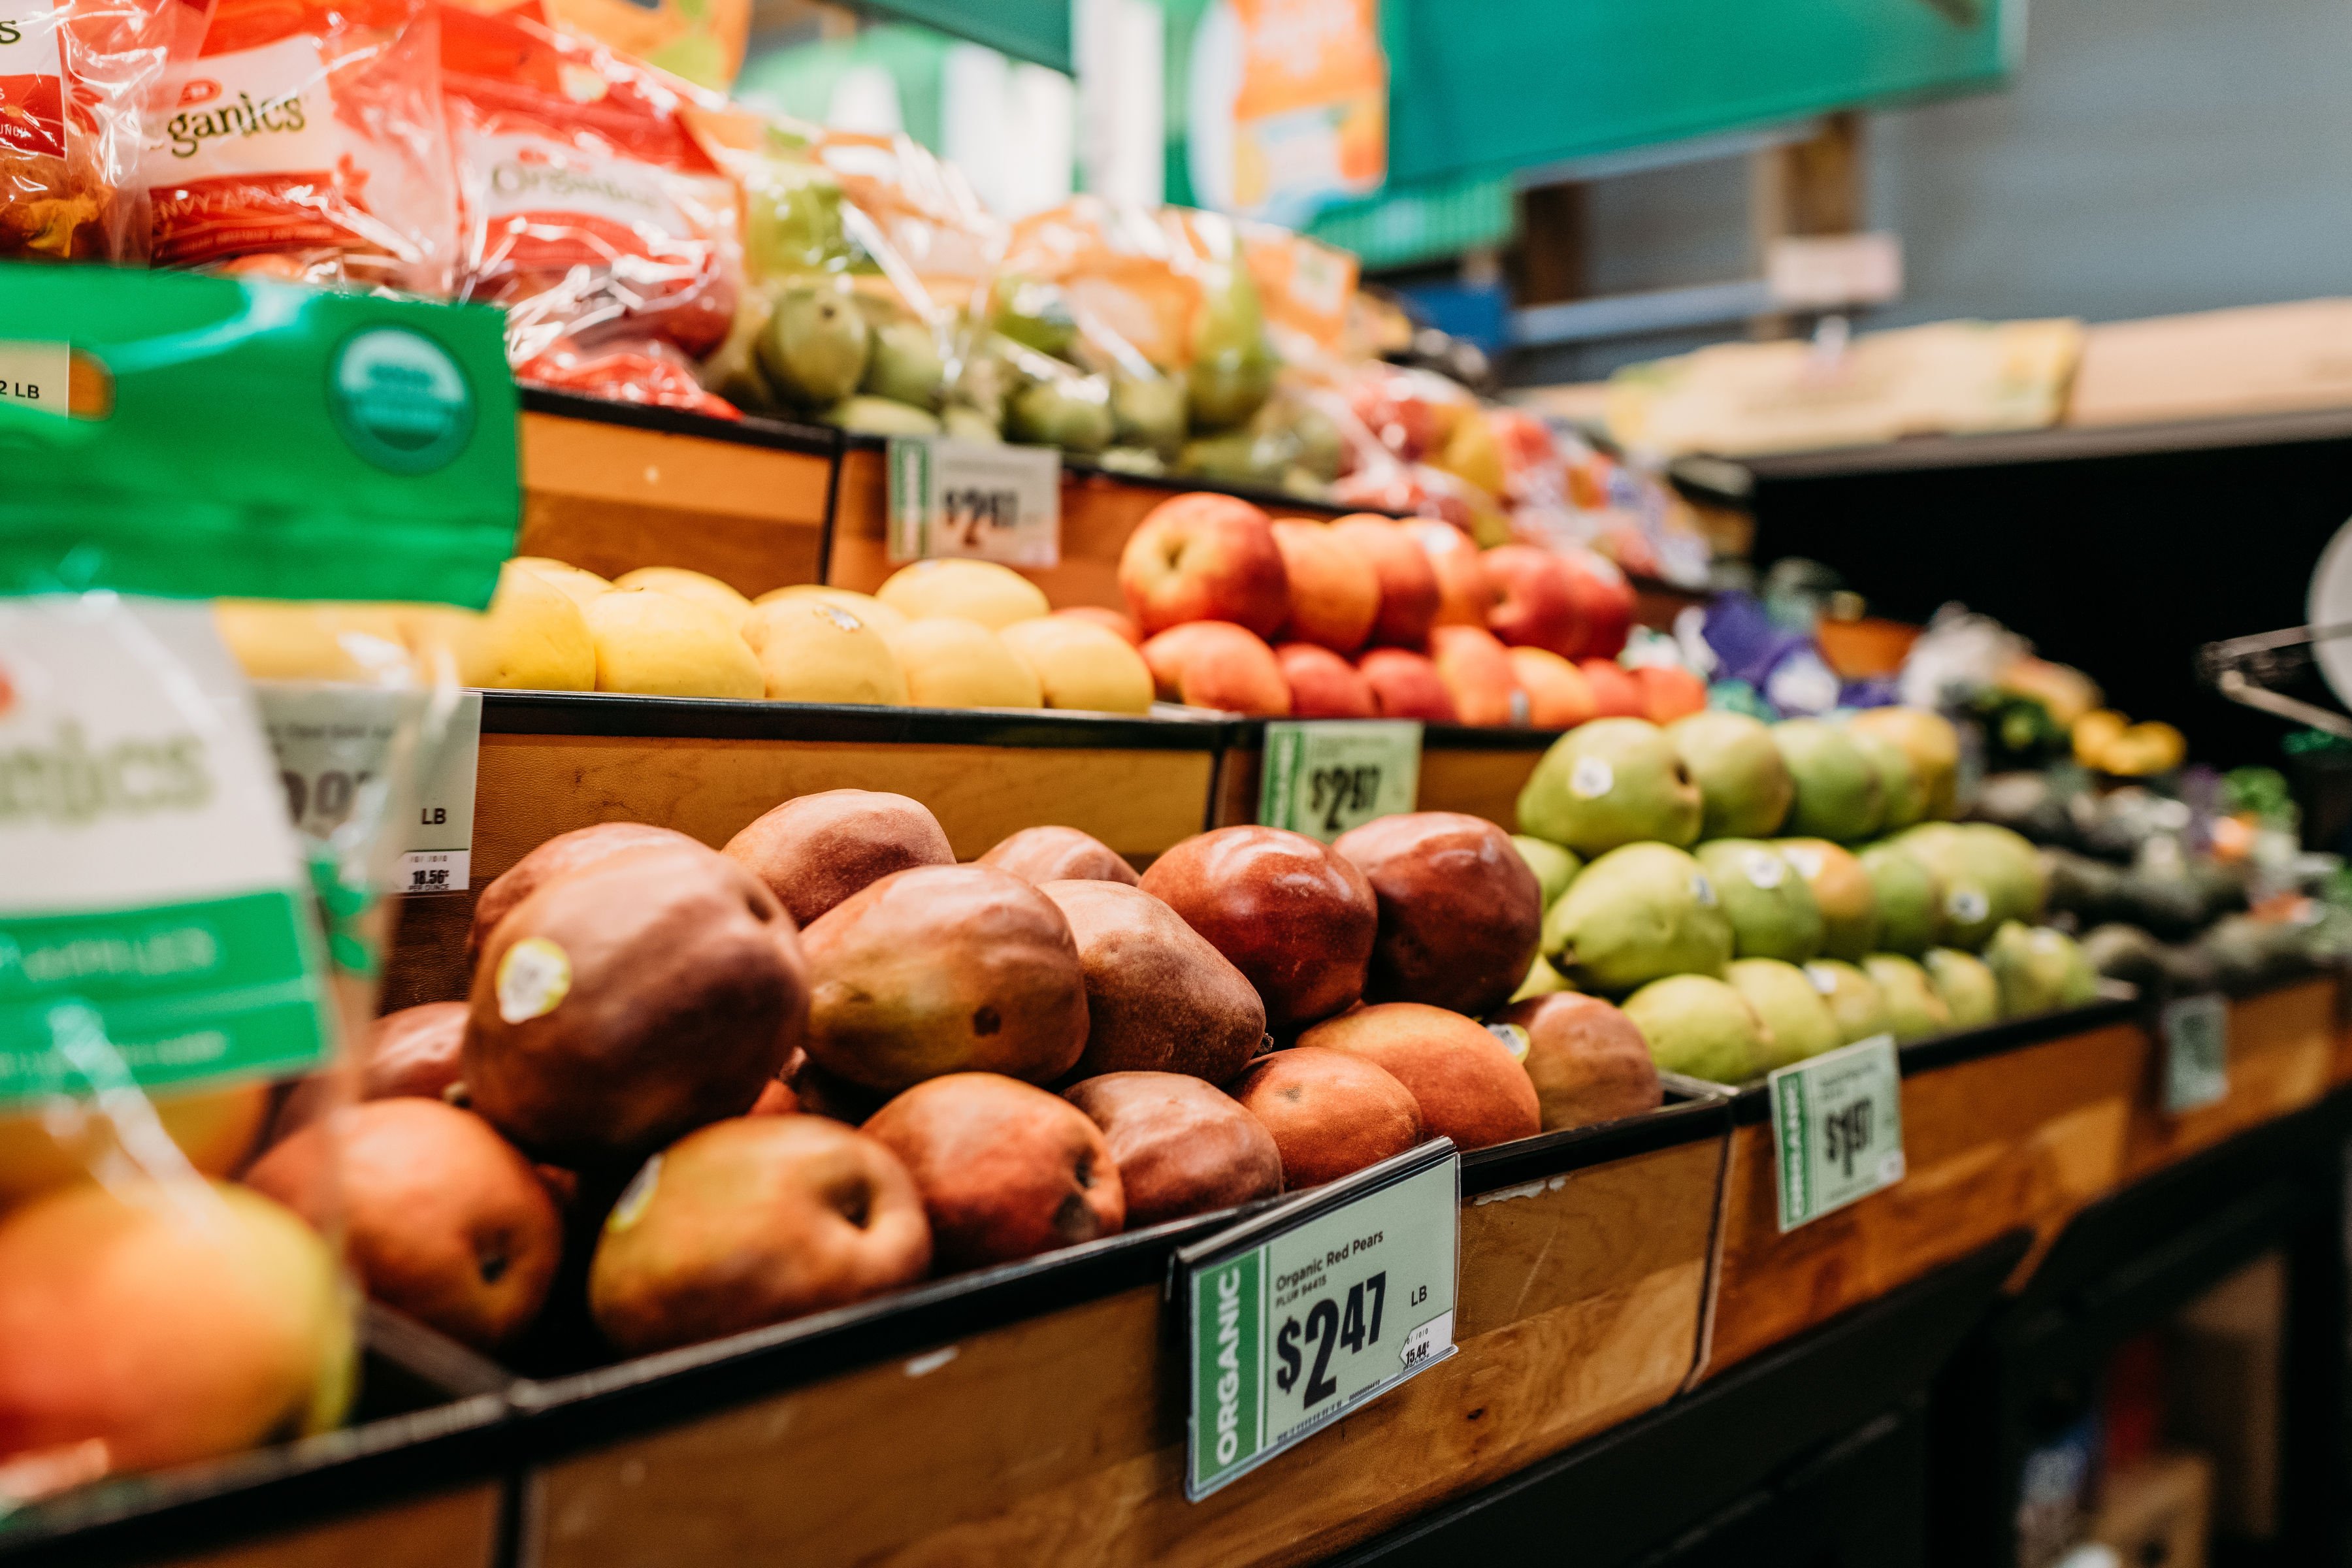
[0, 263, 514, 1516]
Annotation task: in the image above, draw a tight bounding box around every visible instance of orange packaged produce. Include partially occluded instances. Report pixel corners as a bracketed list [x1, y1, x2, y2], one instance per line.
[3, 0, 200, 260]
[142, 0, 455, 288]
[440, 0, 736, 406]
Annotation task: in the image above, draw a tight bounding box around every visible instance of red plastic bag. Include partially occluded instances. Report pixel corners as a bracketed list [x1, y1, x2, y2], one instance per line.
[1, 0, 201, 259]
[440, 0, 734, 366]
[515, 333, 738, 418]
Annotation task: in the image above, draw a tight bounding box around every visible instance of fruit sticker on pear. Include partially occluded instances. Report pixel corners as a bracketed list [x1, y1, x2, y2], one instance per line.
[497, 937, 572, 1023]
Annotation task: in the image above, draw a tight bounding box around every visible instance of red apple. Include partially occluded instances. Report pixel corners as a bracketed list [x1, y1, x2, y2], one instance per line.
[1483, 545, 1583, 657]
[1330, 514, 1440, 649]
[1118, 493, 1289, 639]
[1141, 622, 1291, 716]
[1428, 625, 1526, 728]
[1357, 648, 1458, 723]
[1580, 659, 1646, 719]
[1558, 547, 1635, 660]
[1139, 826, 1378, 1032]
[1507, 647, 1598, 729]
[1410, 521, 1497, 628]
[1275, 642, 1377, 719]
[1635, 664, 1707, 723]
[1271, 519, 1379, 654]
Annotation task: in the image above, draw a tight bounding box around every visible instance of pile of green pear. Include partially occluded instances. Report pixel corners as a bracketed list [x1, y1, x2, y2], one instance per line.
[1506, 706, 2102, 1086]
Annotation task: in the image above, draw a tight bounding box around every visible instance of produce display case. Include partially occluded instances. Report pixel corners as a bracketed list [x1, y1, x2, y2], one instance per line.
[0, 1311, 515, 1568]
[382, 693, 1235, 1010]
[497, 1092, 1729, 1568]
[1695, 993, 2148, 1381]
[515, 392, 842, 599]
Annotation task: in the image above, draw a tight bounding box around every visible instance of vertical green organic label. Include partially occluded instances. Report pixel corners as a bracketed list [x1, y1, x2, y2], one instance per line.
[1189, 1249, 1263, 1495]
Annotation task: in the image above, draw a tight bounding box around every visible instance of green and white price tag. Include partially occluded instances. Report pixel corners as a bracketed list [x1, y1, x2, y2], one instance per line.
[257, 687, 481, 895]
[1769, 1033, 1904, 1232]
[1257, 720, 1422, 842]
[2160, 993, 2229, 1114]
[886, 436, 1061, 567]
[1179, 1141, 1459, 1500]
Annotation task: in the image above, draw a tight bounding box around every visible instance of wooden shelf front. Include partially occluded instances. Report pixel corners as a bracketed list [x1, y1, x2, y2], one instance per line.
[2122, 977, 2339, 1182]
[1697, 1005, 2148, 1381]
[382, 696, 1229, 1011]
[156, 1487, 502, 1568]
[518, 395, 838, 600]
[512, 1119, 1724, 1568]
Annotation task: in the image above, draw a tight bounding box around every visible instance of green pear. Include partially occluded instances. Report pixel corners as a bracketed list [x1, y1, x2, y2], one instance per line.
[941, 406, 1003, 443]
[758, 287, 871, 409]
[1518, 718, 1704, 855]
[1098, 445, 1166, 474]
[1178, 429, 1290, 485]
[821, 395, 941, 436]
[1511, 835, 1582, 909]
[949, 345, 1013, 427]
[1984, 923, 2100, 1017]
[1727, 958, 1841, 1069]
[1859, 841, 1941, 956]
[1893, 823, 1991, 947]
[1848, 707, 1961, 821]
[1622, 973, 1769, 1085]
[988, 274, 1079, 359]
[1772, 719, 1884, 843]
[1542, 841, 1732, 994]
[1186, 270, 1276, 431]
[1850, 727, 1927, 832]
[1510, 953, 1575, 1003]
[1804, 959, 1893, 1044]
[1922, 947, 2001, 1027]
[1862, 954, 1953, 1042]
[703, 287, 781, 413]
[1697, 839, 1823, 962]
[860, 320, 947, 410]
[1111, 374, 1188, 456]
[1774, 838, 1880, 960]
[1669, 711, 1793, 839]
[742, 158, 848, 278]
[1007, 376, 1115, 453]
[1963, 824, 2048, 927]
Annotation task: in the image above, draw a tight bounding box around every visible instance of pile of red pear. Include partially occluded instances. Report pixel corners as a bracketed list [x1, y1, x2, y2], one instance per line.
[293, 792, 1667, 1362]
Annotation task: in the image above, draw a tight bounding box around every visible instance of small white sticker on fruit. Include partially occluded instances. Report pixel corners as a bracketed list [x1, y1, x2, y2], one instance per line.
[1486, 1021, 1531, 1062]
[1742, 850, 1786, 890]
[1948, 887, 1989, 924]
[1806, 962, 1838, 996]
[497, 936, 573, 1023]
[607, 1153, 662, 1233]
[814, 604, 863, 633]
[1508, 689, 1531, 727]
[1571, 757, 1614, 798]
[1782, 845, 1823, 881]
[1691, 873, 1718, 909]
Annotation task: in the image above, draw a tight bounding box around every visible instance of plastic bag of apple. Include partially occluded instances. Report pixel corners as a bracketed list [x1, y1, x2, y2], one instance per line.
[312, 794, 1665, 1365]
[1504, 700, 2104, 1088]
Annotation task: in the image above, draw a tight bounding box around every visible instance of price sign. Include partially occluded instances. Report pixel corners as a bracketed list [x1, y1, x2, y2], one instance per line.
[1257, 720, 1422, 842]
[1769, 1033, 1904, 1232]
[1176, 1141, 1458, 1500]
[2160, 993, 2229, 1114]
[886, 435, 1060, 567]
[255, 686, 480, 896]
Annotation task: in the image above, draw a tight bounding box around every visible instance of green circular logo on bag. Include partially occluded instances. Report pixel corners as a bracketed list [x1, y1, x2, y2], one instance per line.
[328, 327, 474, 474]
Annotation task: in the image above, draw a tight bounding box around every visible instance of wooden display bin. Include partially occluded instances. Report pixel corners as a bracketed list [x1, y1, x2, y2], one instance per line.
[825, 441, 1361, 612]
[516, 391, 840, 600]
[504, 1097, 1729, 1568]
[382, 694, 1234, 1011]
[0, 1312, 514, 1568]
[1695, 996, 2148, 1382]
[2121, 974, 2341, 1182]
[1211, 722, 1561, 832]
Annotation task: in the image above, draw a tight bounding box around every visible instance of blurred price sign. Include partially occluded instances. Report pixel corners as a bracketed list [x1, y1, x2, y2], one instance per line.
[886, 436, 1060, 567]
[1258, 720, 1421, 842]
[1770, 1033, 1904, 1232]
[2160, 993, 2229, 1114]
[396, 692, 480, 895]
[1176, 1141, 1458, 1500]
[255, 688, 478, 896]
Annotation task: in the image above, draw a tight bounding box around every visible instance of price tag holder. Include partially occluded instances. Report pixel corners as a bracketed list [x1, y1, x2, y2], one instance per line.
[1175, 1140, 1459, 1501]
[886, 435, 1061, 567]
[1769, 1033, 1904, 1232]
[396, 691, 482, 895]
[1257, 719, 1422, 843]
[2159, 992, 2229, 1115]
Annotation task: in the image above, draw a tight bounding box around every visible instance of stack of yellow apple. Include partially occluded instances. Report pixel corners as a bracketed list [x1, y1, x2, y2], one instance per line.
[227, 557, 1162, 716]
